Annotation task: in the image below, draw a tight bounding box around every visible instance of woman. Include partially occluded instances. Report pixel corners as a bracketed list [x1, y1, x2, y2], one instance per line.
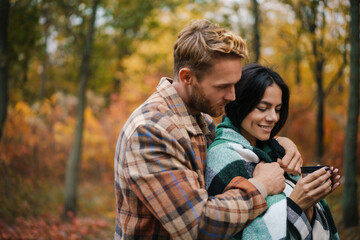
[205, 63, 340, 239]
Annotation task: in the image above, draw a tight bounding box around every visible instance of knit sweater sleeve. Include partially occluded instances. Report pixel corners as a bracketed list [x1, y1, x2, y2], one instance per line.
[205, 141, 258, 195]
[285, 179, 339, 240]
[286, 197, 312, 239]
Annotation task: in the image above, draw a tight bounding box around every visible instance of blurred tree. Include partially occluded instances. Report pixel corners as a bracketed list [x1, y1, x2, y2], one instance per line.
[106, 0, 182, 95]
[277, 5, 304, 85]
[251, 0, 260, 62]
[215, 2, 255, 61]
[281, 0, 348, 163]
[343, 0, 359, 227]
[39, 2, 51, 99]
[0, 0, 10, 140]
[302, 0, 326, 163]
[48, 0, 95, 95]
[60, 0, 185, 220]
[7, 1, 41, 102]
[62, 0, 100, 221]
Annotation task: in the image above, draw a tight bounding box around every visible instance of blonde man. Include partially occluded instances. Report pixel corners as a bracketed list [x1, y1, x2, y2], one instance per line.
[114, 19, 301, 239]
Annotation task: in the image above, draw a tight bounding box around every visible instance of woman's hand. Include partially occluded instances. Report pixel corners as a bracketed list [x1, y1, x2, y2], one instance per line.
[289, 167, 333, 212]
[329, 166, 341, 192]
[276, 137, 303, 175]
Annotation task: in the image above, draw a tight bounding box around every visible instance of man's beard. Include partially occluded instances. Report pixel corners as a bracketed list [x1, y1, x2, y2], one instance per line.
[188, 82, 225, 117]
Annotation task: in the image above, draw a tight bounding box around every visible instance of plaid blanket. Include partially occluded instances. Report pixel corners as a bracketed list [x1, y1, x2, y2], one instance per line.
[205, 116, 339, 240]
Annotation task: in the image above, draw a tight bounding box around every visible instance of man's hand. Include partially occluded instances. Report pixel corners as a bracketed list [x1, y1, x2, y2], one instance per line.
[276, 137, 303, 175]
[253, 162, 285, 196]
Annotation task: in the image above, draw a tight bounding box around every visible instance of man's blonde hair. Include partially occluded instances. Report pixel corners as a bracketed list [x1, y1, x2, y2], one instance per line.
[173, 19, 248, 81]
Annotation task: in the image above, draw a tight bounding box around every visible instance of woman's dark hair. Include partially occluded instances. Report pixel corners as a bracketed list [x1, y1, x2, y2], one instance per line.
[225, 63, 289, 140]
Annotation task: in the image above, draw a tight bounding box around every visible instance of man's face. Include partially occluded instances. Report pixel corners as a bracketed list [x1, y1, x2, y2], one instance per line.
[188, 58, 242, 117]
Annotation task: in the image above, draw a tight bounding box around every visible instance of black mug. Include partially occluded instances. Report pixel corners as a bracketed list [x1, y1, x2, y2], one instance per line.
[300, 165, 333, 187]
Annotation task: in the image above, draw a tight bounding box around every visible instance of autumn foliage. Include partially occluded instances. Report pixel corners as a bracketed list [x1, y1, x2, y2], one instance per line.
[0, 215, 110, 239]
[0, 92, 131, 238]
[1, 85, 360, 238]
[1, 0, 360, 238]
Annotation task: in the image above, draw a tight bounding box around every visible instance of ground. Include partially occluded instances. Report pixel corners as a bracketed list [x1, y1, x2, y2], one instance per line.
[1, 178, 359, 239]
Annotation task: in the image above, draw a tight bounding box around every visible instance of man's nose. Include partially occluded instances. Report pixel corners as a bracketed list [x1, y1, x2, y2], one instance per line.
[225, 86, 236, 101]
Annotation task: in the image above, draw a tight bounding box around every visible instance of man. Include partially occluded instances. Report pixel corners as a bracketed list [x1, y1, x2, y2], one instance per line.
[114, 19, 302, 239]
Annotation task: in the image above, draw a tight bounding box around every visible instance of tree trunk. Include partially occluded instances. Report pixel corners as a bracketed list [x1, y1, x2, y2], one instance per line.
[40, 57, 48, 99]
[309, 3, 325, 164]
[343, 0, 359, 227]
[0, 0, 10, 140]
[315, 58, 324, 164]
[295, 50, 301, 85]
[294, 30, 301, 85]
[40, 8, 50, 100]
[62, 0, 99, 221]
[252, 0, 260, 62]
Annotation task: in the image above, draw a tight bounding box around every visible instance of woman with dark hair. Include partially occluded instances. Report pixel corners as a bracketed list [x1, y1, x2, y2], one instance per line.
[205, 63, 340, 239]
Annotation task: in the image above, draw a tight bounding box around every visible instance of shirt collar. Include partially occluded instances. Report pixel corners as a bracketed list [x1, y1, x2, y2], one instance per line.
[156, 77, 212, 136]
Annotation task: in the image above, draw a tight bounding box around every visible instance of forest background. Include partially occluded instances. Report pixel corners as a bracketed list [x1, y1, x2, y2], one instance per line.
[0, 0, 359, 239]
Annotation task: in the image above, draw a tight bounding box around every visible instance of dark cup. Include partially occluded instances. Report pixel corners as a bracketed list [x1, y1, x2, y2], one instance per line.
[301, 165, 333, 186]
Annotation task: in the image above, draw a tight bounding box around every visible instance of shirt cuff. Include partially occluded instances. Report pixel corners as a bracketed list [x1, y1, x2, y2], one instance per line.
[248, 178, 268, 199]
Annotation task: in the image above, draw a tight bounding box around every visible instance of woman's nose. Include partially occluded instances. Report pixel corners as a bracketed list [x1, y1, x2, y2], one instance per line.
[266, 109, 278, 121]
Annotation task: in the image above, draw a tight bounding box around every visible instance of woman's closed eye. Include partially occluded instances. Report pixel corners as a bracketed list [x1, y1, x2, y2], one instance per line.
[256, 107, 267, 112]
[256, 106, 282, 113]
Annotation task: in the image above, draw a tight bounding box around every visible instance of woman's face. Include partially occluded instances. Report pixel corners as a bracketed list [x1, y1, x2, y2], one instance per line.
[239, 83, 282, 146]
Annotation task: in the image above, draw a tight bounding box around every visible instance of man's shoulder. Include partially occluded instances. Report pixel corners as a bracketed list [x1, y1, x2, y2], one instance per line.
[121, 92, 181, 136]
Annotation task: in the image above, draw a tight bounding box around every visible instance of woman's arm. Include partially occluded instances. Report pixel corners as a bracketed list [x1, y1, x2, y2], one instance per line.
[289, 166, 341, 220]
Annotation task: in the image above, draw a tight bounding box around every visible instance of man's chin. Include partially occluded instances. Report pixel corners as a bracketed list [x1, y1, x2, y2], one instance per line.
[207, 108, 225, 118]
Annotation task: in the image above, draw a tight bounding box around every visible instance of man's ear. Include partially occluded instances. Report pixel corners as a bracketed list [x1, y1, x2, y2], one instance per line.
[178, 68, 194, 85]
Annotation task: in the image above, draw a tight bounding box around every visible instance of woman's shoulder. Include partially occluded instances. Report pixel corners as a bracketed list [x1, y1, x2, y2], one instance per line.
[207, 138, 260, 168]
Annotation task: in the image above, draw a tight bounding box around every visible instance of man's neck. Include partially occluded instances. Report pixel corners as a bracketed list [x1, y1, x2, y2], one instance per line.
[172, 79, 199, 115]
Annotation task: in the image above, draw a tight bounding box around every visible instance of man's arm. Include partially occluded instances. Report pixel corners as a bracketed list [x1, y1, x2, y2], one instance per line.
[276, 137, 303, 175]
[124, 124, 267, 239]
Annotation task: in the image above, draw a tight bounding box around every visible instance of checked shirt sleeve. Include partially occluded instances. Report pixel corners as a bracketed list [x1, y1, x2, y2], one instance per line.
[123, 123, 267, 239]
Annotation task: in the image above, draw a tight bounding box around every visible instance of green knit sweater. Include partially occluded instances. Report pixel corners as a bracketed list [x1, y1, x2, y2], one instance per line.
[205, 116, 339, 240]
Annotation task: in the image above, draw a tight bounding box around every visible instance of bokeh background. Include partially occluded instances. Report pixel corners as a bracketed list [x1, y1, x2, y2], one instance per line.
[0, 0, 359, 239]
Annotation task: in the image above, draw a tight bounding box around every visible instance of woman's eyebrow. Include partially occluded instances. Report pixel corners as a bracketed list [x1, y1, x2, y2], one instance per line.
[259, 101, 282, 107]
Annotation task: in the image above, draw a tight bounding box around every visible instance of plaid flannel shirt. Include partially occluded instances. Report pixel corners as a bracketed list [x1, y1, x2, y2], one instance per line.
[114, 77, 267, 239]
